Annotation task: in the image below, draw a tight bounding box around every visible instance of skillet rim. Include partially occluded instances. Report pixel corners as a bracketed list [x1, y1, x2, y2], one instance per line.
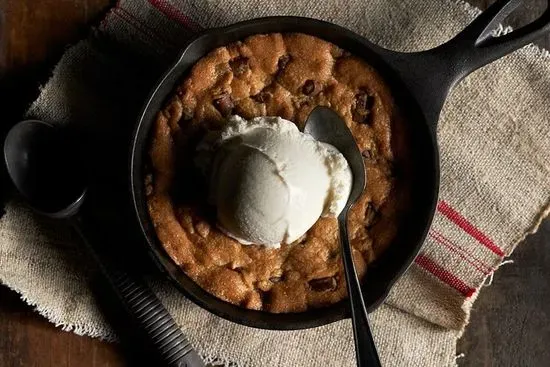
[129, 16, 440, 330]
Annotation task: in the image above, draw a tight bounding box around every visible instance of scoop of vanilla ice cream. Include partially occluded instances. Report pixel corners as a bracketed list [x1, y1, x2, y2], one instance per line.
[204, 115, 352, 248]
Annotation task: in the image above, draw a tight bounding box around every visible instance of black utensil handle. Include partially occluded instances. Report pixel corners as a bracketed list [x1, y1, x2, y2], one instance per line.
[70, 217, 204, 367]
[338, 212, 382, 367]
[108, 270, 204, 367]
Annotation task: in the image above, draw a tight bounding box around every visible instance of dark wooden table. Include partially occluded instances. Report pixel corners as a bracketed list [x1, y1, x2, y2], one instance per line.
[0, 1, 548, 366]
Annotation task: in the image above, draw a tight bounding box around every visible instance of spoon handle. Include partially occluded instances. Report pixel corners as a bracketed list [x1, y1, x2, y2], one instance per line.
[338, 211, 382, 367]
[71, 217, 204, 367]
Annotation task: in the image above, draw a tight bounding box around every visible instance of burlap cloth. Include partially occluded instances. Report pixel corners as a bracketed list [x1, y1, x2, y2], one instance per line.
[1, 0, 549, 365]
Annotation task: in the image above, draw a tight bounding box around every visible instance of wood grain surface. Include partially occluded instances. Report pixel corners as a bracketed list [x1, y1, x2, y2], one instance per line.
[0, 0, 548, 366]
[0, 286, 124, 367]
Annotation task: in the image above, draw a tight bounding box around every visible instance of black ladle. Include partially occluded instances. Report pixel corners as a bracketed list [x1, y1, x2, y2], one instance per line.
[305, 107, 380, 367]
[3, 119, 204, 367]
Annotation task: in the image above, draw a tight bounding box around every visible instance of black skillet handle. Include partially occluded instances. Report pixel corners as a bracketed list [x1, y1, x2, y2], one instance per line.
[70, 216, 205, 367]
[383, 0, 550, 125]
[439, 0, 550, 79]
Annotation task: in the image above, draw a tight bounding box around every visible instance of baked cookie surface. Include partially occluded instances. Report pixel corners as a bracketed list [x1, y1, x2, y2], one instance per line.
[147, 33, 405, 312]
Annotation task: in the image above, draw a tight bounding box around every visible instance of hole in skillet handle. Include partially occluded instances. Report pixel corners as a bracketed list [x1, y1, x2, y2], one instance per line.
[474, 0, 550, 46]
[379, 0, 550, 133]
[440, 0, 550, 79]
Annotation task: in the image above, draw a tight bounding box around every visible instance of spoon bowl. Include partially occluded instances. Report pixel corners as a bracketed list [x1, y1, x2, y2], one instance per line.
[304, 107, 366, 205]
[3, 119, 205, 367]
[3, 120, 86, 218]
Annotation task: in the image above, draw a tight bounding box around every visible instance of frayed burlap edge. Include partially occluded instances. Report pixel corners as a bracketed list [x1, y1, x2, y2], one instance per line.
[5, 0, 549, 364]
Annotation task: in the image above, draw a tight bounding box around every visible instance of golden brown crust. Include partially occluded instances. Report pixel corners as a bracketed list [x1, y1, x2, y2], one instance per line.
[147, 33, 404, 312]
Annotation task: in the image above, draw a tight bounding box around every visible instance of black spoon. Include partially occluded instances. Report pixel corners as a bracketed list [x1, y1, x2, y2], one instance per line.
[4, 119, 204, 367]
[305, 107, 381, 367]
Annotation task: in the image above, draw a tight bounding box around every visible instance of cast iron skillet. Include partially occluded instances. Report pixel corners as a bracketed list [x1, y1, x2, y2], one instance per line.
[130, 0, 550, 330]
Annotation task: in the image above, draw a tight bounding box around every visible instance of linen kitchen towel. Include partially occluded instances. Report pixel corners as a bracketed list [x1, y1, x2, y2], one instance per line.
[1, 0, 549, 366]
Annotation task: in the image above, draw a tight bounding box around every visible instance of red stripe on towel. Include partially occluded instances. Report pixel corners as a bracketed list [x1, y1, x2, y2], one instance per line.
[113, 8, 161, 42]
[148, 0, 202, 31]
[429, 230, 491, 275]
[415, 254, 476, 297]
[116, 7, 173, 46]
[437, 200, 504, 257]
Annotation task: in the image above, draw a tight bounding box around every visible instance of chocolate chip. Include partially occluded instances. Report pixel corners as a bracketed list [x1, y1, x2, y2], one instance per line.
[251, 90, 270, 103]
[259, 290, 271, 306]
[361, 149, 373, 160]
[352, 90, 374, 124]
[361, 146, 378, 161]
[302, 80, 315, 95]
[295, 234, 308, 246]
[277, 54, 291, 74]
[229, 56, 249, 76]
[309, 277, 337, 292]
[365, 203, 380, 229]
[356, 91, 372, 109]
[214, 94, 234, 116]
